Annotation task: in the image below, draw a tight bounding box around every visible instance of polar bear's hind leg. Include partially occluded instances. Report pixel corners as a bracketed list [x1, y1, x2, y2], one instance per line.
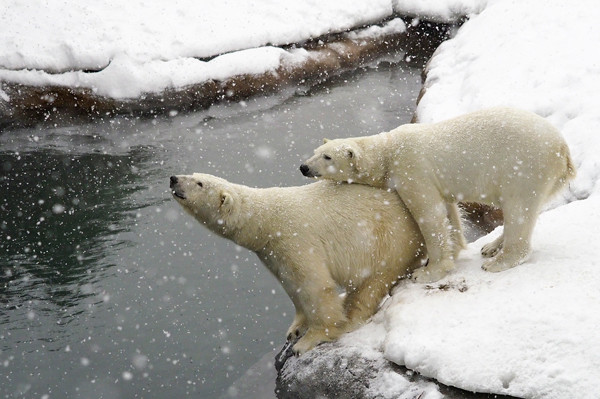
[447, 202, 467, 258]
[482, 200, 539, 272]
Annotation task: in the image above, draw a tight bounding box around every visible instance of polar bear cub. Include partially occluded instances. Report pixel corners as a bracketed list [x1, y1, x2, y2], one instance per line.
[170, 173, 425, 354]
[300, 107, 576, 283]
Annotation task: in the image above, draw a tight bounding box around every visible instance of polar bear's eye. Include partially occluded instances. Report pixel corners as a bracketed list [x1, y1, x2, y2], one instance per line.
[323, 155, 331, 161]
[197, 182, 203, 187]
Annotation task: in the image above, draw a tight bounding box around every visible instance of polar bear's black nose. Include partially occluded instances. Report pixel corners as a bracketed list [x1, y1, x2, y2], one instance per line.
[299, 164, 310, 176]
[170, 176, 178, 188]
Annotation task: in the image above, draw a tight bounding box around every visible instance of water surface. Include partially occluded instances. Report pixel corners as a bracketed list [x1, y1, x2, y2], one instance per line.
[0, 59, 422, 398]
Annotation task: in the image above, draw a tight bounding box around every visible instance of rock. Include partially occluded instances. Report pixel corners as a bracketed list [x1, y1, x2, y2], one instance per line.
[276, 341, 441, 399]
[275, 340, 518, 399]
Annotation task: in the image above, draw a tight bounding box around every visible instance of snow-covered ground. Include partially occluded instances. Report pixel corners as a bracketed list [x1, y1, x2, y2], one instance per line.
[0, 1, 484, 100]
[3, 0, 600, 398]
[340, 0, 600, 398]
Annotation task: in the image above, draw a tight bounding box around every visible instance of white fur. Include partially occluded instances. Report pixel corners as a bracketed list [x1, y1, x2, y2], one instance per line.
[171, 174, 425, 354]
[302, 107, 576, 282]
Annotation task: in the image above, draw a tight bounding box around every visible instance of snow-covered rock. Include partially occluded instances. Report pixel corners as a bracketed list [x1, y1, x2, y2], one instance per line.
[0, 19, 408, 100]
[392, 0, 487, 23]
[372, 195, 600, 398]
[0, 0, 395, 72]
[277, 339, 446, 399]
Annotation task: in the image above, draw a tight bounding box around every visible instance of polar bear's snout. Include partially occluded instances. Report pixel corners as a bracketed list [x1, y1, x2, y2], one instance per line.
[300, 164, 319, 178]
[299, 164, 310, 176]
[169, 175, 186, 200]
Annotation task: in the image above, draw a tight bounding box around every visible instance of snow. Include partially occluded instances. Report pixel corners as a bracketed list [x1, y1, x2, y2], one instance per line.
[0, 0, 393, 72]
[381, 196, 600, 397]
[3, 0, 600, 397]
[392, 0, 487, 22]
[0, 0, 485, 100]
[416, 0, 600, 198]
[0, 0, 403, 99]
[340, 0, 600, 398]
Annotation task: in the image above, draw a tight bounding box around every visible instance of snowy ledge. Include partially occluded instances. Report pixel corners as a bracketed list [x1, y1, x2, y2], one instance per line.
[0, 18, 454, 128]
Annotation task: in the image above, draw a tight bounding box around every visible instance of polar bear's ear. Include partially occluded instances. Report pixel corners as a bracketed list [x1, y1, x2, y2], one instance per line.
[347, 146, 361, 173]
[220, 191, 234, 213]
[323, 138, 330, 144]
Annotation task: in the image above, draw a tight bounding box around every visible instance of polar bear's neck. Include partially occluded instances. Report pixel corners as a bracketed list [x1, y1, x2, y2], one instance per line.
[222, 186, 278, 253]
[354, 134, 393, 187]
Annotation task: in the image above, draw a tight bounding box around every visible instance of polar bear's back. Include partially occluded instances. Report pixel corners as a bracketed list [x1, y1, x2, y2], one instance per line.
[439, 107, 562, 145]
[406, 107, 565, 152]
[279, 181, 411, 223]
[255, 181, 424, 286]
[265, 181, 418, 234]
[394, 107, 573, 204]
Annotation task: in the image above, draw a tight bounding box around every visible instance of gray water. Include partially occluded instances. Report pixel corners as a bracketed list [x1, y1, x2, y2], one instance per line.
[0, 60, 422, 398]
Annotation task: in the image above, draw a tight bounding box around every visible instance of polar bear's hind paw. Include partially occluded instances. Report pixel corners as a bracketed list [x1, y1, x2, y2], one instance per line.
[481, 236, 503, 258]
[411, 259, 455, 283]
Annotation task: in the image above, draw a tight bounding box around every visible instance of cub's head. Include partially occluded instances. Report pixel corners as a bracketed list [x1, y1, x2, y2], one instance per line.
[170, 173, 237, 235]
[299, 138, 361, 182]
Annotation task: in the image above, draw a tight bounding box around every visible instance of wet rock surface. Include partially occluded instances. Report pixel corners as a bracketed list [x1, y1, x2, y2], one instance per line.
[275, 341, 518, 399]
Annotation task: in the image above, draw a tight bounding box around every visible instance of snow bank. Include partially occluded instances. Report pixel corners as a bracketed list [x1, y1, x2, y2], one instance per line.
[377, 195, 600, 398]
[339, 1, 600, 398]
[0, 0, 394, 99]
[0, 0, 394, 72]
[392, 0, 487, 22]
[416, 0, 600, 198]
[0, 0, 479, 101]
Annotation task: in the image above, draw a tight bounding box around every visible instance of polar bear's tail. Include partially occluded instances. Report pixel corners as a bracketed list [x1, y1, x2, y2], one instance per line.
[564, 147, 577, 181]
[550, 142, 577, 197]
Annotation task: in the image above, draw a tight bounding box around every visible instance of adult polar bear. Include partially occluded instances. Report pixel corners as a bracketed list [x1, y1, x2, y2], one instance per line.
[170, 174, 425, 355]
[300, 107, 576, 283]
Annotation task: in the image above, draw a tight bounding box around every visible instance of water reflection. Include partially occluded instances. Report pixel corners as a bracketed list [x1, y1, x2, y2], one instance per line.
[0, 148, 151, 346]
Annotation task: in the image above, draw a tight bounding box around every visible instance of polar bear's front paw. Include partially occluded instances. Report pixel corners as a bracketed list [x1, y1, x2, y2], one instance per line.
[411, 260, 454, 283]
[291, 329, 331, 356]
[286, 321, 307, 342]
[286, 313, 308, 342]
